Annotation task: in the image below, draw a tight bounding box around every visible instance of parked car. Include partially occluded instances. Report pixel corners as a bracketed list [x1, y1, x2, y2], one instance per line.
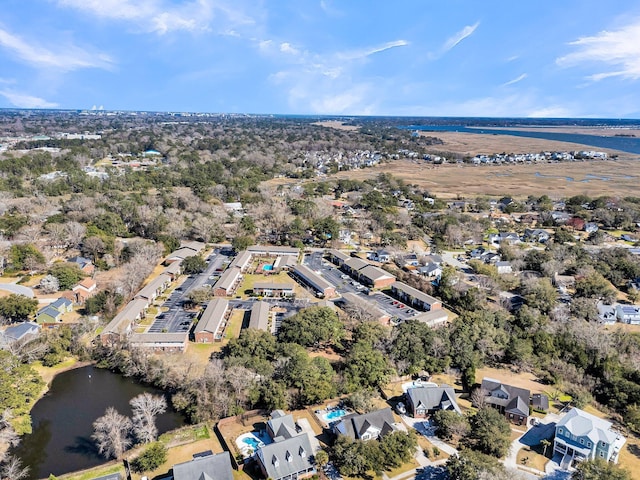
[395, 402, 406, 415]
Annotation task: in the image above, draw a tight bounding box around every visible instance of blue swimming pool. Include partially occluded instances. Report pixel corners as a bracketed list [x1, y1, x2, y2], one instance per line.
[263, 264, 273, 271]
[242, 437, 261, 449]
[321, 409, 347, 422]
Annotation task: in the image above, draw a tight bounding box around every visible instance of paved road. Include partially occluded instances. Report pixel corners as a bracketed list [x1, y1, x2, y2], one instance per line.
[0, 283, 34, 298]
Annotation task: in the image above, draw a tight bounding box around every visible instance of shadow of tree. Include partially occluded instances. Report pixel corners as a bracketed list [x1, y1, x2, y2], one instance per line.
[64, 436, 101, 459]
[415, 466, 448, 480]
[628, 443, 640, 458]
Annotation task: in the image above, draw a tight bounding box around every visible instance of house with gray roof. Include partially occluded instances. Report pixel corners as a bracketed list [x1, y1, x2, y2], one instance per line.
[1, 321, 40, 347]
[267, 410, 299, 440]
[405, 384, 461, 418]
[249, 301, 271, 331]
[616, 304, 640, 324]
[480, 377, 530, 426]
[256, 432, 315, 480]
[333, 408, 399, 441]
[173, 451, 234, 480]
[554, 407, 626, 466]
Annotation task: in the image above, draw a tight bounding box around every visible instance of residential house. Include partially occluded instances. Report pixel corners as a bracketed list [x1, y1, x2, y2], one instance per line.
[162, 261, 182, 280]
[423, 254, 443, 265]
[585, 223, 599, 234]
[135, 274, 171, 304]
[36, 298, 73, 324]
[333, 408, 399, 441]
[230, 250, 253, 272]
[488, 232, 520, 245]
[256, 433, 315, 480]
[292, 264, 336, 298]
[597, 304, 617, 325]
[253, 282, 295, 298]
[418, 263, 442, 278]
[405, 385, 461, 418]
[496, 261, 513, 274]
[402, 253, 420, 268]
[524, 228, 551, 243]
[194, 298, 229, 343]
[1, 321, 40, 348]
[554, 407, 626, 465]
[342, 257, 370, 276]
[267, 410, 300, 440]
[531, 393, 550, 413]
[100, 297, 149, 345]
[72, 278, 97, 304]
[172, 451, 234, 480]
[480, 378, 530, 426]
[616, 305, 640, 325]
[67, 256, 95, 275]
[567, 217, 586, 231]
[370, 249, 391, 263]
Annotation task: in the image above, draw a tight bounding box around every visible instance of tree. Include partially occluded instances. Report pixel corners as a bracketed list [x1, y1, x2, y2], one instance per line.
[465, 407, 511, 458]
[278, 306, 345, 348]
[9, 244, 45, 271]
[92, 407, 133, 459]
[181, 255, 206, 274]
[0, 455, 29, 480]
[131, 442, 167, 473]
[571, 458, 631, 480]
[540, 438, 551, 457]
[446, 449, 507, 480]
[0, 351, 44, 415]
[232, 235, 253, 252]
[130, 393, 167, 444]
[315, 449, 329, 478]
[0, 295, 39, 323]
[433, 410, 470, 442]
[48, 263, 85, 290]
[522, 278, 558, 314]
[39, 274, 60, 294]
[343, 341, 394, 391]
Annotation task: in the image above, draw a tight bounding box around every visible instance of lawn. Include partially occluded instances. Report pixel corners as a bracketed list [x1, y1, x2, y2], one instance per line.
[517, 445, 550, 472]
[224, 310, 245, 340]
[59, 463, 123, 480]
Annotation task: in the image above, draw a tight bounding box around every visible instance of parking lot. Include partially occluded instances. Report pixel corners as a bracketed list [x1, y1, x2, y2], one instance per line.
[302, 252, 420, 322]
[147, 249, 232, 334]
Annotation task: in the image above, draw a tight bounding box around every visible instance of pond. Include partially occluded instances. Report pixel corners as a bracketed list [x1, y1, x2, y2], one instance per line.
[12, 365, 185, 479]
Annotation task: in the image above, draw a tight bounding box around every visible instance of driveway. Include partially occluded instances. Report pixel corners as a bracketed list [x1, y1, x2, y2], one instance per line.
[0, 283, 34, 298]
[400, 416, 458, 456]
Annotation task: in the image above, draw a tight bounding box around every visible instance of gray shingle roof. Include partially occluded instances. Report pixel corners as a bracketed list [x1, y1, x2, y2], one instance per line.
[406, 385, 461, 414]
[257, 433, 314, 480]
[173, 451, 234, 480]
[334, 408, 397, 440]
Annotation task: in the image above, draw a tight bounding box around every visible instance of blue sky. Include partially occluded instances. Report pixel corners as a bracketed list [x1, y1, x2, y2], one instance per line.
[1, 1, 640, 117]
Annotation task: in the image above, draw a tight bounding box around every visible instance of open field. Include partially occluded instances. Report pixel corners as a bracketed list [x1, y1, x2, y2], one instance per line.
[313, 120, 360, 131]
[419, 130, 637, 160]
[476, 367, 549, 394]
[327, 157, 640, 198]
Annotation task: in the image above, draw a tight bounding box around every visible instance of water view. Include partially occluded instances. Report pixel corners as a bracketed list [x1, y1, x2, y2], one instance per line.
[12, 365, 185, 480]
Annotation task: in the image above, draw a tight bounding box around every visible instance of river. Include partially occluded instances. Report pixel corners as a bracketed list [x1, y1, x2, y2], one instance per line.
[12, 365, 185, 479]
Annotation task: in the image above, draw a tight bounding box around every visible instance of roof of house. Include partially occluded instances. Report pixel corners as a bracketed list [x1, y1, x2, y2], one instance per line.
[181, 240, 206, 253]
[195, 298, 229, 334]
[292, 264, 334, 293]
[391, 281, 441, 306]
[68, 256, 93, 267]
[230, 250, 252, 269]
[102, 297, 149, 336]
[129, 332, 188, 346]
[328, 249, 350, 262]
[496, 261, 511, 268]
[531, 393, 549, 411]
[37, 305, 62, 319]
[75, 278, 96, 290]
[167, 247, 199, 261]
[413, 309, 449, 326]
[419, 263, 441, 274]
[334, 407, 397, 440]
[50, 297, 73, 310]
[481, 378, 530, 416]
[136, 274, 171, 300]
[173, 451, 234, 480]
[256, 432, 314, 480]
[2, 321, 40, 342]
[344, 257, 370, 271]
[273, 255, 298, 269]
[247, 245, 301, 256]
[358, 265, 395, 283]
[268, 410, 298, 439]
[557, 408, 618, 445]
[406, 385, 461, 414]
[163, 261, 182, 275]
[249, 301, 271, 331]
[214, 267, 241, 291]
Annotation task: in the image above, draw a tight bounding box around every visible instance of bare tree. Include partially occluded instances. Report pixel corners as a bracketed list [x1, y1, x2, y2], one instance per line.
[130, 393, 167, 444]
[0, 455, 29, 480]
[39, 274, 60, 294]
[470, 387, 489, 409]
[64, 221, 86, 249]
[92, 407, 132, 459]
[0, 410, 19, 463]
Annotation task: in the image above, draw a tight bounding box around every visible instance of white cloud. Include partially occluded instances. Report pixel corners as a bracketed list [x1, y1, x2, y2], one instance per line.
[443, 22, 479, 52]
[502, 73, 527, 87]
[279, 42, 300, 56]
[0, 90, 58, 108]
[0, 26, 113, 71]
[527, 106, 572, 118]
[557, 18, 640, 81]
[57, 0, 255, 35]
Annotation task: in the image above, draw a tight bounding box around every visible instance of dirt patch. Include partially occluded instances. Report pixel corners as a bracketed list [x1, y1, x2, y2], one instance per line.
[313, 120, 360, 132]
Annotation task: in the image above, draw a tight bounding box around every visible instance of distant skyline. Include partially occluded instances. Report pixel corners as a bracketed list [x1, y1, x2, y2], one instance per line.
[1, 1, 640, 117]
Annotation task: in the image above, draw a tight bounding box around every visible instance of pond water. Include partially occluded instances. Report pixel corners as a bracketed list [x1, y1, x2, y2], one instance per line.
[12, 365, 185, 479]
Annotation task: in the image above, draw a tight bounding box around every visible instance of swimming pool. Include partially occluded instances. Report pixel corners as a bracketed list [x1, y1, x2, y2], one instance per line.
[321, 409, 347, 423]
[236, 431, 273, 457]
[263, 264, 274, 271]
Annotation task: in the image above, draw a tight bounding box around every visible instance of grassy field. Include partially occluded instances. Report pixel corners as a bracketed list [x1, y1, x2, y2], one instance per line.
[59, 463, 124, 480]
[224, 310, 245, 340]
